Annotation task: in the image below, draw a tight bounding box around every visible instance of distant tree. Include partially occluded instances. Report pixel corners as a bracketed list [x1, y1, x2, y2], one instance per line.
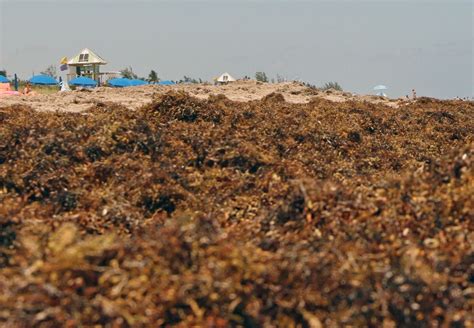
[303, 82, 319, 90]
[41, 65, 57, 78]
[148, 70, 159, 83]
[276, 74, 286, 83]
[255, 71, 268, 83]
[181, 76, 200, 84]
[322, 82, 343, 91]
[121, 66, 138, 79]
[0, 69, 6, 77]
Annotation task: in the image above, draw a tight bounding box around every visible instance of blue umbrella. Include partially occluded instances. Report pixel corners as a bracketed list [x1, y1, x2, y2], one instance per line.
[0, 75, 9, 83]
[30, 75, 58, 85]
[69, 76, 97, 87]
[130, 79, 149, 86]
[158, 80, 175, 85]
[108, 78, 132, 87]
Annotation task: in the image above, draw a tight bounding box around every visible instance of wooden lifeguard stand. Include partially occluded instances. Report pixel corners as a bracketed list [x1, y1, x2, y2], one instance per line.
[67, 48, 107, 84]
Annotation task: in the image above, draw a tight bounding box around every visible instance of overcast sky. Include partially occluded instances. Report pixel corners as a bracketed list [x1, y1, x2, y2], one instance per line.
[0, 0, 472, 98]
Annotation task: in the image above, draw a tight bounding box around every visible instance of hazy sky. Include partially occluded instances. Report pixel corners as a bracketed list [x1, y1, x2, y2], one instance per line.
[1, 0, 472, 98]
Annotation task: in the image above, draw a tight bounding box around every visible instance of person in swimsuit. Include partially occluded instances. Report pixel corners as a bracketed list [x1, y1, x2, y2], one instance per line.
[23, 82, 32, 95]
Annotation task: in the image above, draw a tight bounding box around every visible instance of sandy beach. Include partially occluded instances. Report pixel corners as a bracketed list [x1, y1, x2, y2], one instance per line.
[0, 81, 403, 112]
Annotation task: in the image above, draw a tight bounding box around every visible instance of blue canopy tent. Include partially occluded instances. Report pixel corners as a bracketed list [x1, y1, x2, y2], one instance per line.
[0, 75, 9, 83]
[30, 75, 58, 85]
[108, 78, 132, 87]
[158, 80, 175, 85]
[130, 79, 149, 86]
[69, 76, 97, 87]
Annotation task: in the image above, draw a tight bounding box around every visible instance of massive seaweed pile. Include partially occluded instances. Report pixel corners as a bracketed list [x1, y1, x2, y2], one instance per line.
[0, 92, 473, 327]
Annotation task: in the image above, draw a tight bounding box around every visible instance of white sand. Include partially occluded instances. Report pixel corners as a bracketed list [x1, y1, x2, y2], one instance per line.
[0, 81, 402, 112]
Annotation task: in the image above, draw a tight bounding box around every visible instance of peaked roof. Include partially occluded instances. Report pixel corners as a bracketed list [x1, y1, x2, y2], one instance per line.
[67, 48, 107, 65]
[217, 72, 236, 82]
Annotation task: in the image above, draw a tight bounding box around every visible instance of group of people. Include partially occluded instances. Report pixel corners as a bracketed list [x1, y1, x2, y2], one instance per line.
[454, 96, 471, 101]
[0, 81, 35, 96]
[405, 89, 417, 101]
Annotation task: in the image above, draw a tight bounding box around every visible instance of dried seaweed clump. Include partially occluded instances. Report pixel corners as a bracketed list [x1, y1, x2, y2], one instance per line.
[0, 94, 472, 326]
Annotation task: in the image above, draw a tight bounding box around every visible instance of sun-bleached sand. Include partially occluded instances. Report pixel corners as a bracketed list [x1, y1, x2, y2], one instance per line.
[0, 81, 403, 112]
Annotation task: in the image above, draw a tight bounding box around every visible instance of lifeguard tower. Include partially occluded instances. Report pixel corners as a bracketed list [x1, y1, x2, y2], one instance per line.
[67, 48, 109, 84]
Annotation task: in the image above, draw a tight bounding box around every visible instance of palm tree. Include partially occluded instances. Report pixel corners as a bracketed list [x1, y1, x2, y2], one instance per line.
[148, 70, 159, 83]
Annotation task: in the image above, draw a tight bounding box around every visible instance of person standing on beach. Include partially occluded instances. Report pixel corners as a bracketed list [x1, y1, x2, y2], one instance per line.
[412, 89, 417, 100]
[14, 74, 18, 91]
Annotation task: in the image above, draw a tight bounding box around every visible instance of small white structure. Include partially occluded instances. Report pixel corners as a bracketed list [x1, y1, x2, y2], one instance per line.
[101, 71, 121, 81]
[373, 85, 388, 97]
[216, 72, 236, 84]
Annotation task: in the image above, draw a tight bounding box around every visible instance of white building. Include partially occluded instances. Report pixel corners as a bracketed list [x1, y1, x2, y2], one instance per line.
[216, 72, 236, 84]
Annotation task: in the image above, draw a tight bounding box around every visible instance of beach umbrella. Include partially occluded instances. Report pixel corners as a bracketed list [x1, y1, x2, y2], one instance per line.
[30, 75, 58, 85]
[108, 78, 132, 87]
[69, 76, 97, 87]
[130, 79, 149, 86]
[0, 75, 9, 83]
[158, 80, 175, 86]
[373, 85, 388, 97]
